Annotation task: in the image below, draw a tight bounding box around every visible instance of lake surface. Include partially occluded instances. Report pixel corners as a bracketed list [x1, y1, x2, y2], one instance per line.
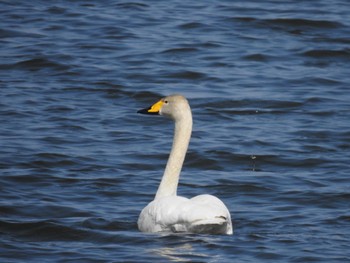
[1, 0, 350, 262]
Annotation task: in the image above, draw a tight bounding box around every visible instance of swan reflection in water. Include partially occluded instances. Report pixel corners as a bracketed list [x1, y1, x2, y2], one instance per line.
[149, 235, 221, 262]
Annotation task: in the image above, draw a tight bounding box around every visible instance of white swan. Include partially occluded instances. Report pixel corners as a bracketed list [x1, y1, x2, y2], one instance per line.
[137, 94, 233, 235]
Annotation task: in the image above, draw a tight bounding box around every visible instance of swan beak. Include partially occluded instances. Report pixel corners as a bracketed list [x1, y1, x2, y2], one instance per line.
[137, 99, 164, 115]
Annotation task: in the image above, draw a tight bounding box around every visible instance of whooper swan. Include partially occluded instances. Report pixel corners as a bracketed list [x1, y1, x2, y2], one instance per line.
[137, 94, 233, 235]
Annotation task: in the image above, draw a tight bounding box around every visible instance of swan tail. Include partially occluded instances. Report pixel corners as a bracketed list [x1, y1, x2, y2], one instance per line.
[188, 217, 230, 234]
[170, 218, 229, 234]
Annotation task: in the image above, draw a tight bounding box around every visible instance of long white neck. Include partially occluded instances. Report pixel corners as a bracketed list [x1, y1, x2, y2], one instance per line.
[155, 110, 192, 199]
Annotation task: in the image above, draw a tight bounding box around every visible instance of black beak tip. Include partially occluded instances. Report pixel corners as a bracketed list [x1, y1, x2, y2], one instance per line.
[137, 107, 159, 115]
[137, 108, 149, 114]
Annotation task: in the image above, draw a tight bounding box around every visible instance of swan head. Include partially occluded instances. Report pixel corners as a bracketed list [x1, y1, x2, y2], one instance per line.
[138, 94, 191, 121]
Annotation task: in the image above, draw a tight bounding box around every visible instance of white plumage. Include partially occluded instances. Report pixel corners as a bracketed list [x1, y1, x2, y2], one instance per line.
[137, 94, 232, 235]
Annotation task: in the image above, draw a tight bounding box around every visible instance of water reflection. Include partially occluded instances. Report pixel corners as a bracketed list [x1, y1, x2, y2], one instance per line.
[149, 235, 222, 262]
[151, 243, 211, 262]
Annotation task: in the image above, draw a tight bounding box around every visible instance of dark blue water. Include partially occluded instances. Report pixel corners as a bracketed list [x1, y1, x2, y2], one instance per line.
[1, 0, 350, 262]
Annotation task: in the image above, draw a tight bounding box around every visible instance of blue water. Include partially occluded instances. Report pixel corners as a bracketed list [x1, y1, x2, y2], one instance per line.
[1, 0, 350, 262]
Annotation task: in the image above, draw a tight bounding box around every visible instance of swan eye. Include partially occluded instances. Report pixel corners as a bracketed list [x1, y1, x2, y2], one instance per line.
[164, 100, 168, 104]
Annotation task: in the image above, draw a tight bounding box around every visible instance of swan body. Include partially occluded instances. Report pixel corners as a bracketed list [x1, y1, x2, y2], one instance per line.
[137, 94, 232, 235]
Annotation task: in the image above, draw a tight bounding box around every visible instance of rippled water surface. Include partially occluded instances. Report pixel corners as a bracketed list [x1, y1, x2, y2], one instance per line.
[1, 0, 350, 262]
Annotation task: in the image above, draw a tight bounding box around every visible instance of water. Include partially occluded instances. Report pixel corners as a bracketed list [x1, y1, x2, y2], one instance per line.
[1, 0, 350, 262]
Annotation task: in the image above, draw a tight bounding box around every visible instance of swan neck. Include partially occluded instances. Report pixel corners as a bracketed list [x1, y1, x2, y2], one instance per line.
[155, 113, 192, 199]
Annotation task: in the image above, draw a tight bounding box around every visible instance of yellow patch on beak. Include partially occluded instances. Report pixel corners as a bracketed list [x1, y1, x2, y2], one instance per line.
[147, 100, 164, 113]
